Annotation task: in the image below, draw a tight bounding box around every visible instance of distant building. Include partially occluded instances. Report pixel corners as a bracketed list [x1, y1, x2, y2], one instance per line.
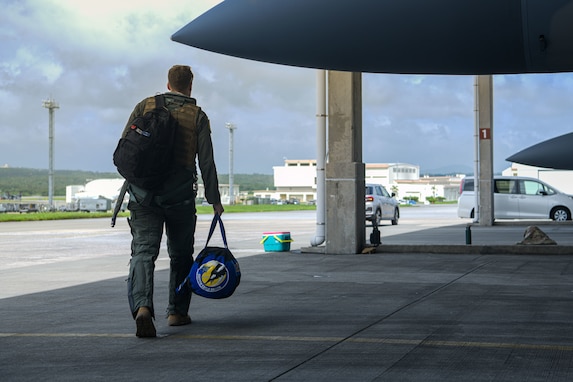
[196, 183, 240, 205]
[365, 163, 419, 185]
[391, 176, 462, 202]
[66, 178, 239, 207]
[69, 179, 125, 202]
[253, 159, 463, 203]
[65, 185, 85, 203]
[270, 159, 318, 203]
[66, 178, 126, 212]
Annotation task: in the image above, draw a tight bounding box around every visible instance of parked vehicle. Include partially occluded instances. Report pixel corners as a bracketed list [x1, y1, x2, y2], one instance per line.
[19, 203, 38, 213]
[457, 176, 573, 221]
[365, 183, 399, 225]
[78, 198, 111, 212]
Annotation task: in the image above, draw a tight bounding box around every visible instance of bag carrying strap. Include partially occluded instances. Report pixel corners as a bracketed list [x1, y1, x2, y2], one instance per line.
[205, 213, 228, 248]
[111, 180, 129, 227]
[176, 213, 228, 295]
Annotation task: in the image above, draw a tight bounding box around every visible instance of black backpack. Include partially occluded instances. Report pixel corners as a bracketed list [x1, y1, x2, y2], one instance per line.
[113, 94, 178, 190]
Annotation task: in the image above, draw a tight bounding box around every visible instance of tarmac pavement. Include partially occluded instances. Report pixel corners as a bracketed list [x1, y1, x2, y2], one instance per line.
[1, 206, 573, 381]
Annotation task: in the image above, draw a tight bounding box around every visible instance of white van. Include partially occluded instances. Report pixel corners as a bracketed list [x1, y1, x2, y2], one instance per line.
[457, 176, 573, 221]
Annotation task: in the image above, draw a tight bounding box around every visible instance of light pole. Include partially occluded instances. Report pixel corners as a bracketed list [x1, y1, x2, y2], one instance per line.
[42, 97, 59, 210]
[225, 122, 237, 205]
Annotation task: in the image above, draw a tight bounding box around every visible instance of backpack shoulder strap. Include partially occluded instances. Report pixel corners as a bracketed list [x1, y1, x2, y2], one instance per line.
[154, 94, 166, 109]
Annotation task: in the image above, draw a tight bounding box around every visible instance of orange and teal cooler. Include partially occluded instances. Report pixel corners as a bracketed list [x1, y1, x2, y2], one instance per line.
[260, 232, 293, 252]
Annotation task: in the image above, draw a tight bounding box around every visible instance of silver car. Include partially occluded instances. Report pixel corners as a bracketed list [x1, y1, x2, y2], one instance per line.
[365, 183, 399, 225]
[457, 176, 573, 221]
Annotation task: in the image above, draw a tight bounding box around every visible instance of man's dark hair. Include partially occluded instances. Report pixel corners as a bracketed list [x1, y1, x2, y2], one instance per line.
[168, 65, 194, 92]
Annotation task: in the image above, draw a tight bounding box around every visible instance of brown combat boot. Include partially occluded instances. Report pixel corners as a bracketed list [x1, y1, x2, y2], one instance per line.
[135, 307, 156, 338]
[167, 314, 192, 327]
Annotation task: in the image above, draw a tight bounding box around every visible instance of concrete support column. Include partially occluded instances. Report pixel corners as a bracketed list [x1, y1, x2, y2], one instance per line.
[325, 71, 365, 254]
[477, 75, 494, 226]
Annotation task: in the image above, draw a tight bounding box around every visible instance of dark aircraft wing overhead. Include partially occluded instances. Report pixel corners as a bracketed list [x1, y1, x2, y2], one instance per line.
[172, 0, 573, 75]
[506, 132, 573, 170]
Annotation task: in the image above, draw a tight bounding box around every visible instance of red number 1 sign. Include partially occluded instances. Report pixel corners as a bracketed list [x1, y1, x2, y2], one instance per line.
[479, 128, 491, 140]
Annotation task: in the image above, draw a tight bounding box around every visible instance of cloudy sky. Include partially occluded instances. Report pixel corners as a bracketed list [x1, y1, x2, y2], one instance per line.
[2, 1, 573, 176]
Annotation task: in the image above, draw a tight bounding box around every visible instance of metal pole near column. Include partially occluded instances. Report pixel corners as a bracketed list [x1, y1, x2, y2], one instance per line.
[311, 69, 327, 247]
[42, 97, 59, 210]
[225, 122, 237, 205]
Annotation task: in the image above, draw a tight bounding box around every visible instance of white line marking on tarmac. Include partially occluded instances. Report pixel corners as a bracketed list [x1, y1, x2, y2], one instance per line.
[2, 332, 573, 352]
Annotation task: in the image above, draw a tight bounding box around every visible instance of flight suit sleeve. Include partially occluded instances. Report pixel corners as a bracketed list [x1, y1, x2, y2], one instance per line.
[196, 111, 222, 205]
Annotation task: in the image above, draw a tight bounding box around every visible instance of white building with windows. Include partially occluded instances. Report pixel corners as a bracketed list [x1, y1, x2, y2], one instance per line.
[365, 163, 420, 186]
[255, 159, 318, 203]
[254, 159, 463, 203]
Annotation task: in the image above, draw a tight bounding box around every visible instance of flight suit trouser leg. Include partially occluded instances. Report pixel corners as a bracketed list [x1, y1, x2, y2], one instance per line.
[127, 201, 164, 318]
[164, 201, 197, 316]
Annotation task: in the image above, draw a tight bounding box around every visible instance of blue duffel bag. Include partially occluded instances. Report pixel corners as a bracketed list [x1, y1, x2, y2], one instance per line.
[176, 214, 241, 299]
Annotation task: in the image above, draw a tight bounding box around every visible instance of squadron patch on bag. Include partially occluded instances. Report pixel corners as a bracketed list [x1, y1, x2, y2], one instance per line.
[195, 259, 229, 293]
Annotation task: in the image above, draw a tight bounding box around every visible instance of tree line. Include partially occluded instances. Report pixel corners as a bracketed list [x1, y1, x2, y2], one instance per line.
[0, 168, 274, 197]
